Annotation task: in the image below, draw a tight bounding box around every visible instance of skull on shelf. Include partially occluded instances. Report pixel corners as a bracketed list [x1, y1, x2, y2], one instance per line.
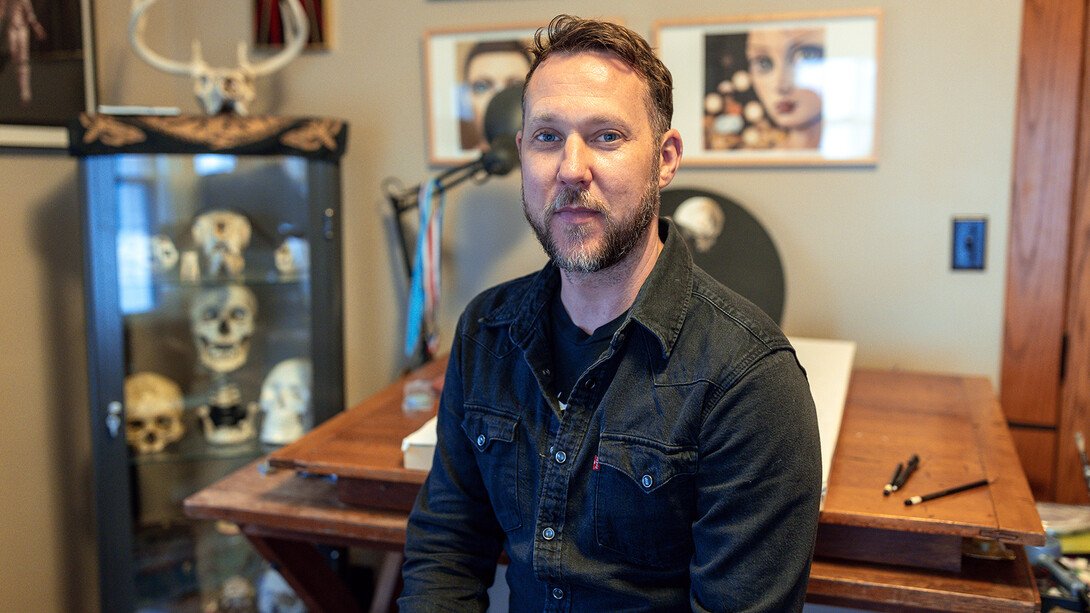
[257, 567, 306, 613]
[124, 372, 185, 454]
[191, 210, 252, 277]
[259, 358, 313, 446]
[673, 196, 726, 253]
[189, 285, 257, 374]
[196, 382, 258, 445]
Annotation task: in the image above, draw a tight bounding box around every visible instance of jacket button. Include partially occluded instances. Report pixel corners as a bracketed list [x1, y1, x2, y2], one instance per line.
[542, 368, 551, 377]
[476, 434, 486, 448]
[552, 587, 564, 600]
[641, 474, 653, 488]
[542, 527, 555, 540]
[584, 379, 596, 390]
[554, 451, 567, 464]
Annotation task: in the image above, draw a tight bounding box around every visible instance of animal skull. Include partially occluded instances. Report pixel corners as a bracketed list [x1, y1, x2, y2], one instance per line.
[189, 285, 257, 373]
[257, 567, 306, 613]
[192, 210, 251, 277]
[197, 382, 258, 445]
[674, 196, 726, 253]
[124, 372, 185, 454]
[259, 358, 313, 445]
[129, 0, 309, 115]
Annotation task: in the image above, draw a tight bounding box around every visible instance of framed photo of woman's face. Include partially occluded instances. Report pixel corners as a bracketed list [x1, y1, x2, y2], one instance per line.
[0, 0, 96, 148]
[424, 24, 538, 166]
[655, 9, 881, 167]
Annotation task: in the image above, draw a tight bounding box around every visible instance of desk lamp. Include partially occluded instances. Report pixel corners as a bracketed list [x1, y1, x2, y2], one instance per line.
[385, 85, 523, 362]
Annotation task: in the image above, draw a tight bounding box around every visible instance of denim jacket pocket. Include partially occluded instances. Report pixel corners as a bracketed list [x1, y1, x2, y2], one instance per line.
[594, 435, 697, 567]
[461, 407, 522, 531]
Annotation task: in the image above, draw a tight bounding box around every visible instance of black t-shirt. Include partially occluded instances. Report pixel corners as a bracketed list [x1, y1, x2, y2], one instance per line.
[549, 290, 627, 405]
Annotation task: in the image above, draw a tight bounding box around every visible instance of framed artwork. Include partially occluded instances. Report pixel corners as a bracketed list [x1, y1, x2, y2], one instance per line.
[0, 0, 96, 148]
[254, 0, 330, 50]
[424, 24, 538, 166]
[655, 9, 881, 166]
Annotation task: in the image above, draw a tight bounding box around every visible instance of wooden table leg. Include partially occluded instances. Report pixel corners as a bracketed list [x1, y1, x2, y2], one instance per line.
[369, 551, 404, 613]
[246, 533, 364, 613]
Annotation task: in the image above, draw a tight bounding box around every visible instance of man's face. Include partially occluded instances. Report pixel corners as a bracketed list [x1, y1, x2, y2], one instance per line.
[517, 51, 675, 273]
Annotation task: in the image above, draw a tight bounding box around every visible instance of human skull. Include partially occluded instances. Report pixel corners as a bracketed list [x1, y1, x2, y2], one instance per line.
[674, 196, 726, 253]
[189, 285, 257, 373]
[192, 210, 252, 277]
[257, 567, 305, 613]
[124, 372, 185, 454]
[150, 234, 179, 272]
[259, 358, 313, 445]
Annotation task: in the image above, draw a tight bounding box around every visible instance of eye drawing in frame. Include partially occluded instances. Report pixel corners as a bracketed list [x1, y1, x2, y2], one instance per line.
[655, 9, 881, 166]
[0, 0, 96, 148]
[424, 24, 538, 166]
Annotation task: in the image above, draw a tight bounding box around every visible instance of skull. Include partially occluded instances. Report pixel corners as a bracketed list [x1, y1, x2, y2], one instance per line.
[192, 210, 252, 277]
[124, 372, 185, 454]
[194, 64, 257, 116]
[674, 196, 726, 253]
[196, 382, 258, 445]
[189, 285, 257, 373]
[257, 567, 306, 613]
[259, 358, 313, 445]
[150, 234, 179, 272]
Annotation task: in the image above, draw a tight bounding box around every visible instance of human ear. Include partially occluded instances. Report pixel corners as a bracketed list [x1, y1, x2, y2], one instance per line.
[658, 129, 683, 188]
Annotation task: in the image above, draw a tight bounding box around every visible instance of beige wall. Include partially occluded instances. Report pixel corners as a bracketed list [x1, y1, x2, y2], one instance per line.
[0, 0, 1022, 610]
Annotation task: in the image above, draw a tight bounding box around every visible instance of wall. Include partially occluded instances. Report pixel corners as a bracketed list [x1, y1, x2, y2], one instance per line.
[0, 0, 1022, 610]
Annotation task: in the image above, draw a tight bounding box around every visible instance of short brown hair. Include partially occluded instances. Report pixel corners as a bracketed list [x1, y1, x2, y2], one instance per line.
[524, 15, 673, 138]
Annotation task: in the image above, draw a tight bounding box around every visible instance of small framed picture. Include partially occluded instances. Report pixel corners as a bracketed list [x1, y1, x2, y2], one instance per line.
[0, 0, 97, 148]
[254, 0, 330, 50]
[655, 9, 881, 166]
[424, 23, 539, 166]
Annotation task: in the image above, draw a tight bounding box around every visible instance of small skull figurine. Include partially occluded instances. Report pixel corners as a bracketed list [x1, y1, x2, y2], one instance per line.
[124, 372, 185, 454]
[673, 196, 726, 253]
[259, 358, 313, 446]
[197, 382, 258, 445]
[257, 567, 305, 613]
[189, 285, 257, 374]
[192, 210, 252, 277]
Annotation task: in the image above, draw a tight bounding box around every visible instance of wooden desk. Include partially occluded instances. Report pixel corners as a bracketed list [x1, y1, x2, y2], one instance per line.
[185, 364, 1045, 613]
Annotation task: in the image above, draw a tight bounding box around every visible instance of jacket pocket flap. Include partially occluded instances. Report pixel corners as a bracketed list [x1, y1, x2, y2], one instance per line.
[461, 408, 518, 450]
[597, 436, 697, 492]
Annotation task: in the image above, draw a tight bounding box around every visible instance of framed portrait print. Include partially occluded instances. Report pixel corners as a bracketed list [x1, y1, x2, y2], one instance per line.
[424, 24, 538, 166]
[655, 9, 881, 166]
[254, 0, 330, 50]
[0, 0, 97, 148]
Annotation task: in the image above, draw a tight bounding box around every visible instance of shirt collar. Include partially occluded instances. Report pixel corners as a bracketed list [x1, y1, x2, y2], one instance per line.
[487, 218, 693, 359]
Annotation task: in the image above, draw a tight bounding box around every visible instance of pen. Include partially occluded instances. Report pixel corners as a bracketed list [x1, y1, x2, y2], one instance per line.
[892, 454, 919, 491]
[904, 478, 994, 506]
[884, 462, 903, 496]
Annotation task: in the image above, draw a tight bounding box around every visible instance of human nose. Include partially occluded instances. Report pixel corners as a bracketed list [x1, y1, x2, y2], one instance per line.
[556, 137, 592, 187]
[776, 64, 796, 93]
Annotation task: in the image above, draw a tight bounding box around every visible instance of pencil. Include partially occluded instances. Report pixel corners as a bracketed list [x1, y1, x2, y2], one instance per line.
[904, 478, 994, 506]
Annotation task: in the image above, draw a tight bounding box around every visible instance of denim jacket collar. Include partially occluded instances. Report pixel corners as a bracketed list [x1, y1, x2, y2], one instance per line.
[480, 218, 693, 360]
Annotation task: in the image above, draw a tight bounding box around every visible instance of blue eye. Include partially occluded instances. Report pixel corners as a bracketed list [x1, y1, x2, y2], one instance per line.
[598, 132, 619, 142]
[536, 133, 559, 143]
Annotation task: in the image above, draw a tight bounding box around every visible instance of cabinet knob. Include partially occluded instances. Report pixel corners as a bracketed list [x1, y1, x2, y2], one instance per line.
[106, 401, 123, 438]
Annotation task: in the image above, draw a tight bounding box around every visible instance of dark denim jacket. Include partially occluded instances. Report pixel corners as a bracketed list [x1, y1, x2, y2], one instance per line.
[400, 220, 821, 613]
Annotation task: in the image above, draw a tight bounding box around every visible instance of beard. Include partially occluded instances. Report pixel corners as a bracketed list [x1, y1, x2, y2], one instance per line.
[523, 161, 661, 273]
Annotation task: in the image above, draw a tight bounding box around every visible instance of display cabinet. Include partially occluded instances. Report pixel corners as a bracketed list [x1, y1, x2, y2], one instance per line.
[70, 114, 348, 613]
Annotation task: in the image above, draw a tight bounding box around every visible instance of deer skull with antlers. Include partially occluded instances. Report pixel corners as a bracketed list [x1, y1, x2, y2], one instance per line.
[129, 0, 309, 115]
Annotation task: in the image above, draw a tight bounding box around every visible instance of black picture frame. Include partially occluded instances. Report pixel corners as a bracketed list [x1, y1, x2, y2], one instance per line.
[0, 0, 96, 148]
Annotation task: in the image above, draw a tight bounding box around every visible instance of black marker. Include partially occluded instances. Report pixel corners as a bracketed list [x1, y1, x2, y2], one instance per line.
[892, 454, 919, 492]
[883, 462, 903, 496]
[904, 478, 994, 506]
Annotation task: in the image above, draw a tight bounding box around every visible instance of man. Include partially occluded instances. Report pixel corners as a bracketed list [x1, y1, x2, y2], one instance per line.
[400, 15, 821, 612]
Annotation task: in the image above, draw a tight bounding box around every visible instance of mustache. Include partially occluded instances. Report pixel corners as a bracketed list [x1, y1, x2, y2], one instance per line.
[548, 187, 608, 215]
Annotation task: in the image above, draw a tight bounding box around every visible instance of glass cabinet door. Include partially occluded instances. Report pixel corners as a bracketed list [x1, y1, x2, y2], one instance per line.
[80, 151, 344, 613]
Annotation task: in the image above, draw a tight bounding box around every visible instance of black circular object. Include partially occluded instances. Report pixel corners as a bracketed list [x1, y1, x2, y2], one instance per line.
[661, 188, 785, 324]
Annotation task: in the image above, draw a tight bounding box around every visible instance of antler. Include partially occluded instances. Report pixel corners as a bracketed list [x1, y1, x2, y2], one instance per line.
[128, 0, 310, 114]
